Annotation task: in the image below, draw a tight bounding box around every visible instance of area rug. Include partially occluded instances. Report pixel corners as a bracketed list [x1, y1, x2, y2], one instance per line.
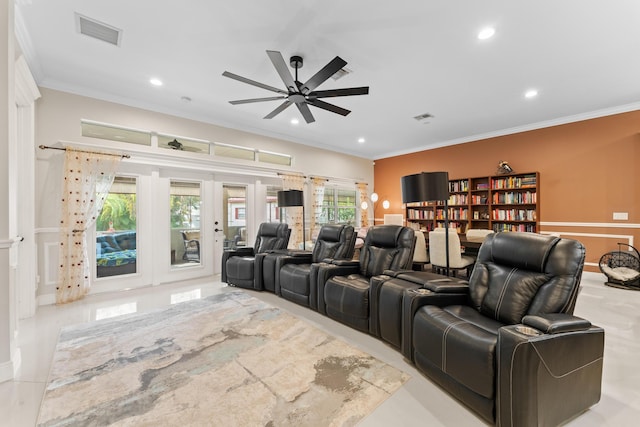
[37, 291, 409, 426]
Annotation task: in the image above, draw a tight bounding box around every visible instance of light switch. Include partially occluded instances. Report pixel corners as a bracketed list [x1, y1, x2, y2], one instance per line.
[613, 212, 629, 220]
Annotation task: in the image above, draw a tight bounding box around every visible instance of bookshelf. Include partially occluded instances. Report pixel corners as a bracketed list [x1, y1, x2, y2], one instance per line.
[405, 172, 539, 234]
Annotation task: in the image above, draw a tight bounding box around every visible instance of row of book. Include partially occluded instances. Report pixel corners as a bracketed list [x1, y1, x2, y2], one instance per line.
[436, 208, 469, 220]
[471, 195, 488, 204]
[492, 209, 537, 221]
[407, 209, 435, 220]
[493, 223, 537, 232]
[449, 180, 469, 192]
[406, 221, 467, 233]
[492, 191, 537, 204]
[491, 174, 537, 189]
[449, 194, 468, 205]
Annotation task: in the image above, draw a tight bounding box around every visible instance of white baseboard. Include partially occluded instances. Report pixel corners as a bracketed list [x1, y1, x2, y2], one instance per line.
[0, 360, 15, 383]
[38, 293, 56, 306]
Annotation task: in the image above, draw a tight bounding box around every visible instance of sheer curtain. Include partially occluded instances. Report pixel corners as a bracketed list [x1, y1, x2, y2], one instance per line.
[57, 149, 122, 304]
[356, 182, 370, 227]
[280, 173, 305, 249]
[310, 177, 327, 241]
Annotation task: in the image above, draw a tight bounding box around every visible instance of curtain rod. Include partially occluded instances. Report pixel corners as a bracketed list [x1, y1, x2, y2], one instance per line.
[39, 144, 131, 159]
[277, 172, 306, 178]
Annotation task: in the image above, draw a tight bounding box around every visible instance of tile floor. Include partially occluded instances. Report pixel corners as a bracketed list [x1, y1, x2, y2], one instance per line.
[2, 272, 639, 426]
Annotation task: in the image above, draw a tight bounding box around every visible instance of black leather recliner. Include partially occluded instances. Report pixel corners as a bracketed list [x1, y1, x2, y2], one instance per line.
[275, 224, 356, 308]
[221, 222, 290, 289]
[399, 232, 604, 426]
[317, 225, 415, 332]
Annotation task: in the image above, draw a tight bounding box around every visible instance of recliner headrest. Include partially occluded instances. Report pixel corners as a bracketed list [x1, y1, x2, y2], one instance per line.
[258, 222, 288, 237]
[317, 224, 344, 242]
[367, 225, 404, 247]
[489, 232, 560, 272]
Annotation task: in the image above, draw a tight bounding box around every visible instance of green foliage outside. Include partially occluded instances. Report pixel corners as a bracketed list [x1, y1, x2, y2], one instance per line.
[97, 193, 137, 231]
[171, 195, 201, 229]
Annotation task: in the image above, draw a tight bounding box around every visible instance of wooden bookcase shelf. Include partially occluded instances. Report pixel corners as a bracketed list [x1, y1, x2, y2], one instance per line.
[405, 172, 539, 234]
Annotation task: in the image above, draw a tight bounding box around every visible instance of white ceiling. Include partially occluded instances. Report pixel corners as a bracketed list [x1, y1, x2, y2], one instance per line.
[15, 0, 640, 160]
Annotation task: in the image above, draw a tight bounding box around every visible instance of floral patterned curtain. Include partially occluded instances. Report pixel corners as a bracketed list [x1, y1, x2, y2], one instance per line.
[57, 149, 122, 304]
[309, 177, 327, 241]
[356, 182, 369, 227]
[280, 173, 305, 249]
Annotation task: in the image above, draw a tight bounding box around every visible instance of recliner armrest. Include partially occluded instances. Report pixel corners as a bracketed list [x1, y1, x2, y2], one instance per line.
[401, 287, 469, 359]
[328, 259, 360, 267]
[224, 247, 255, 257]
[314, 262, 361, 314]
[395, 271, 469, 293]
[497, 323, 604, 426]
[221, 247, 256, 283]
[522, 313, 592, 334]
[382, 269, 413, 277]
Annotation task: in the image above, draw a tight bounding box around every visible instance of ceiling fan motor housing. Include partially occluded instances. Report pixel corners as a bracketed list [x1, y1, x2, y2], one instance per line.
[289, 55, 303, 69]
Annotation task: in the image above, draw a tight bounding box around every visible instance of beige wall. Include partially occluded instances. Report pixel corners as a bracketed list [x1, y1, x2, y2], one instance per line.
[374, 110, 640, 271]
[35, 88, 373, 225]
[32, 87, 374, 300]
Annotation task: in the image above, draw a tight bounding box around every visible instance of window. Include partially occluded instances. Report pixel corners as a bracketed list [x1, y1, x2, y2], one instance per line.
[158, 134, 210, 154]
[81, 120, 151, 146]
[214, 142, 255, 161]
[170, 181, 201, 266]
[258, 150, 292, 166]
[96, 176, 137, 278]
[319, 187, 357, 226]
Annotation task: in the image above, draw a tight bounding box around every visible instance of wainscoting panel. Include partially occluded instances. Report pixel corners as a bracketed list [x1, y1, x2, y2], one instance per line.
[540, 222, 640, 272]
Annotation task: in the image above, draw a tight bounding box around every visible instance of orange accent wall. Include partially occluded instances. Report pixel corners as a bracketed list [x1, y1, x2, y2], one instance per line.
[374, 110, 640, 272]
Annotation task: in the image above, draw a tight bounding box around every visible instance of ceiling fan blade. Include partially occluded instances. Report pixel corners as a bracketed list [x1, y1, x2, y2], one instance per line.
[296, 102, 315, 123]
[300, 56, 348, 94]
[229, 96, 287, 105]
[307, 99, 351, 116]
[308, 86, 369, 98]
[266, 50, 298, 93]
[222, 71, 287, 94]
[264, 100, 293, 119]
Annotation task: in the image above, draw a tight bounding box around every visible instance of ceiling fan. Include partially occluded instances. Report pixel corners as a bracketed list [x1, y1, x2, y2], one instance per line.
[222, 50, 369, 124]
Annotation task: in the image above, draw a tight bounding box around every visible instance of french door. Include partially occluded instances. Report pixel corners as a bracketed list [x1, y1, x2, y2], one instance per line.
[213, 183, 248, 275]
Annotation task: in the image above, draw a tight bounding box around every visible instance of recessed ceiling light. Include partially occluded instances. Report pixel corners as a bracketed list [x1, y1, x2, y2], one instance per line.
[290, 118, 299, 125]
[149, 78, 163, 86]
[478, 27, 496, 40]
[524, 89, 539, 99]
[358, 137, 365, 144]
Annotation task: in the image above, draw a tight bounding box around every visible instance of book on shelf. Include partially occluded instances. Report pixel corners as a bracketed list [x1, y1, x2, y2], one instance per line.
[492, 191, 537, 204]
[491, 174, 537, 189]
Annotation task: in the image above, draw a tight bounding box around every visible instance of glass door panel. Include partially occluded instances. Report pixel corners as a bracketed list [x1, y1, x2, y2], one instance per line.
[223, 185, 247, 250]
[170, 180, 201, 266]
[96, 176, 137, 278]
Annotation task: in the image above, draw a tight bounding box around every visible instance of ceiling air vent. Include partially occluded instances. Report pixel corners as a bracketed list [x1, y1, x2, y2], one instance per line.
[75, 13, 122, 46]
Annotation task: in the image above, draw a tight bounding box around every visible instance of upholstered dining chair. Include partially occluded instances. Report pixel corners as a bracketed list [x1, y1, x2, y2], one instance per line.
[465, 228, 494, 243]
[400, 232, 604, 426]
[428, 228, 475, 277]
[221, 222, 290, 289]
[412, 230, 428, 270]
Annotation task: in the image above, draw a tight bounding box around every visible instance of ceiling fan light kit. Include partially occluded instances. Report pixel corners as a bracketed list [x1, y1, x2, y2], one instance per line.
[223, 50, 369, 124]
